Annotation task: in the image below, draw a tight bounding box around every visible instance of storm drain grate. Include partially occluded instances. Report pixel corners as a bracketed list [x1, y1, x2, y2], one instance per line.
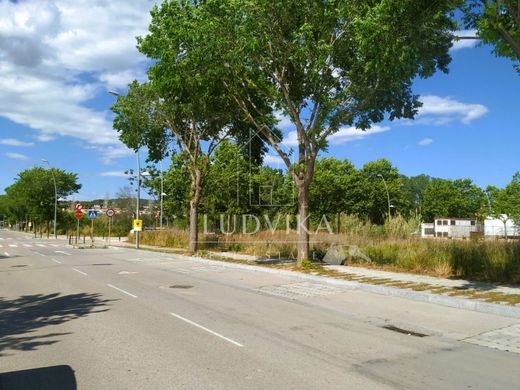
[382, 325, 428, 338]
[10, 264, 27, 268]
[91, 263, 112, 266]
[170, 285, 194, 289]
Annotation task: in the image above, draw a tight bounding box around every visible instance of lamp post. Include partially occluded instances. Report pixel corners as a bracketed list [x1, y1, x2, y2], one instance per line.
[160, 161, 166, 229]
[42, 159, 58, 239]
[109, 89, 142, 249]
[136, 152, 142, 249]
[377, 174, 392, 219]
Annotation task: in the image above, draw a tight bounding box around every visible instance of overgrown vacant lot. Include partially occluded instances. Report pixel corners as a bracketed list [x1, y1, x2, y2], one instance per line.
[131, 215, 520, 285]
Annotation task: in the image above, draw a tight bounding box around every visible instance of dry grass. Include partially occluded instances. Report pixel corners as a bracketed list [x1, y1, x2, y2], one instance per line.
[129, 214, 520, 285]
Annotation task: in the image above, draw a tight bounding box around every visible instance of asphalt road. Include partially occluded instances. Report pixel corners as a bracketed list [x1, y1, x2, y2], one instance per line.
[1, 229, 520, 389]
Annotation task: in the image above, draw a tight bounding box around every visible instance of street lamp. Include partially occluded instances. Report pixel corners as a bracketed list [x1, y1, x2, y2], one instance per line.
[377, 174, 392, 219]
[159, 161, 166, 229]
[109, 89, 143, 249]
[42, 159, 58, 239]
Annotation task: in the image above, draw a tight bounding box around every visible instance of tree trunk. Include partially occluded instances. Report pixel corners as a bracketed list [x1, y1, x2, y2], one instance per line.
[296, 182, 310, 265]
[188, 168, 202, 253]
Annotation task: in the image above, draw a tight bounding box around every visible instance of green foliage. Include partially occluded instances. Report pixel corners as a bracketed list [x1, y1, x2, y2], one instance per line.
[362, 239, 520, 283]
[422, 178, 486, 221]
[462, 0, 520, 73]
[3, 167, 81, 226]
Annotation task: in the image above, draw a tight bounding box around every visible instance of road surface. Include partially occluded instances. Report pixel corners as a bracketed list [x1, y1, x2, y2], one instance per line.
[1, 230, 519, 389]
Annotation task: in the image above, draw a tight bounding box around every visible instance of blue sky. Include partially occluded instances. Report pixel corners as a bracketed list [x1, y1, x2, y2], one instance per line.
[0, 1, 518, 200]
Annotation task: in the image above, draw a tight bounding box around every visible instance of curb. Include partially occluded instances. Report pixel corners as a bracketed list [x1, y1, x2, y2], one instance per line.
[121, 245, 520, 319]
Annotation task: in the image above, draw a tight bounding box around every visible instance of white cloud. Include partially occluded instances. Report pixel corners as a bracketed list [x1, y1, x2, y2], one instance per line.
[275, 111, 293, 131]
[281, 125, 389, 147]
[328, 125, 390, 145]
[100, 170, 130, 177]
[0, 0, 159, 162]
[0, 138, 34, 147]
[451, 30, 478, 51]
[263, 154, 284, 165]
[418, 138, 434, 146]
[6, 152, 29, 162]
[98, 144, 135, 164]
[403, 95, 488, 126]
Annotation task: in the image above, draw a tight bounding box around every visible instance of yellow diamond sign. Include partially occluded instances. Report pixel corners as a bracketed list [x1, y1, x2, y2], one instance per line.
[132, 219, 143, 232]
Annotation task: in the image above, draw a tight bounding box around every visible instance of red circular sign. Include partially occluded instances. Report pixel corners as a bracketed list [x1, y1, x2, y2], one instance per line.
[106, 208, 115, 218]
[74, 209, 83, 219]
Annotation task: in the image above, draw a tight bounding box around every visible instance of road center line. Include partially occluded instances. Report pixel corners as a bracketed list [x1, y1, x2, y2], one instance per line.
[55, 250, 72, 256]
[107, 283, 138, 298]
[169, 312, 244, 347]
[33, 251, 46, 257]
[72, 267, 88, 276]
[51, 258, 62, 264]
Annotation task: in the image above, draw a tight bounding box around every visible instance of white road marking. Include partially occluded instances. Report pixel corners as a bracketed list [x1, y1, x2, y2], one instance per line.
[0, 244, 3, 248]
[72, 267, 88, 276]
[37, 244, 46, 247]
[33, 251, 46, 257]
[51, 258, 62, 264]
[23, 244, 32, 247]
[107, 283, 138, 298]
[169, 312, 244, 347]
[4, 252, 9, 257]
[8, 244, 17, 247]
[50, 244, 60, 247]
[55, 250, 72, 256]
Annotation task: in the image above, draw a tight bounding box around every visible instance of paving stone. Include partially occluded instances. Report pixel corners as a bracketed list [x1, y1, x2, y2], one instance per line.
[465, 324, 520, 354]
[255, 282, 347, 300]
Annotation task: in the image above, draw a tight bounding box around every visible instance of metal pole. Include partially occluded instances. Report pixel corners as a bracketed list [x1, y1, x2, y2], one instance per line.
[160, 161, 164, 229]
[43, 160, 58, 239]
[136, 150, 141, 249]
[108, 217, 112, 247]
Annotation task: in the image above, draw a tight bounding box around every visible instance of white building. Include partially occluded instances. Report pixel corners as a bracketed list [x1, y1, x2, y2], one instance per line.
[421, 223, 435, 238]
[421, 218, 480, 239]
[484, 215, 520, 238]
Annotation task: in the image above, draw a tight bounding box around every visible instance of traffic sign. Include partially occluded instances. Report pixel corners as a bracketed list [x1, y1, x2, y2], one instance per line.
[74, 209, 83, 219]
[75, 203, 83, 210]
[132, 219, 143, 232]
[106, 208, 115, 218]
[88, 210, 98, 219]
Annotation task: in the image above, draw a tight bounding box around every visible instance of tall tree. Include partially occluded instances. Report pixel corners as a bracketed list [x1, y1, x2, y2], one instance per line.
[422, 178, 485, 221]
[4, 167, 81, 233]
[117, 2, 274, 252]
[309, 158, 358, 229]
[207, 0, 457, 263]
[463, 0, 520, 72]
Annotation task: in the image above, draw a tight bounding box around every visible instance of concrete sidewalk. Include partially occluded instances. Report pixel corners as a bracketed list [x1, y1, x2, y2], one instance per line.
[326, 265, 520, 295]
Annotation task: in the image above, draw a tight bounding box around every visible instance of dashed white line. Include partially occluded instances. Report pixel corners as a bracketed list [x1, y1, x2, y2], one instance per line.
[33, 251, 46, 257]
[8, 244, 17, 248]
[72, 267, 88, 276]
[107, 283, 138, 298]
[51, 258, 62, 264]
[3, 252, 9, 257]
[169, 312, 244, 347]
[55, 250, 72, 256]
